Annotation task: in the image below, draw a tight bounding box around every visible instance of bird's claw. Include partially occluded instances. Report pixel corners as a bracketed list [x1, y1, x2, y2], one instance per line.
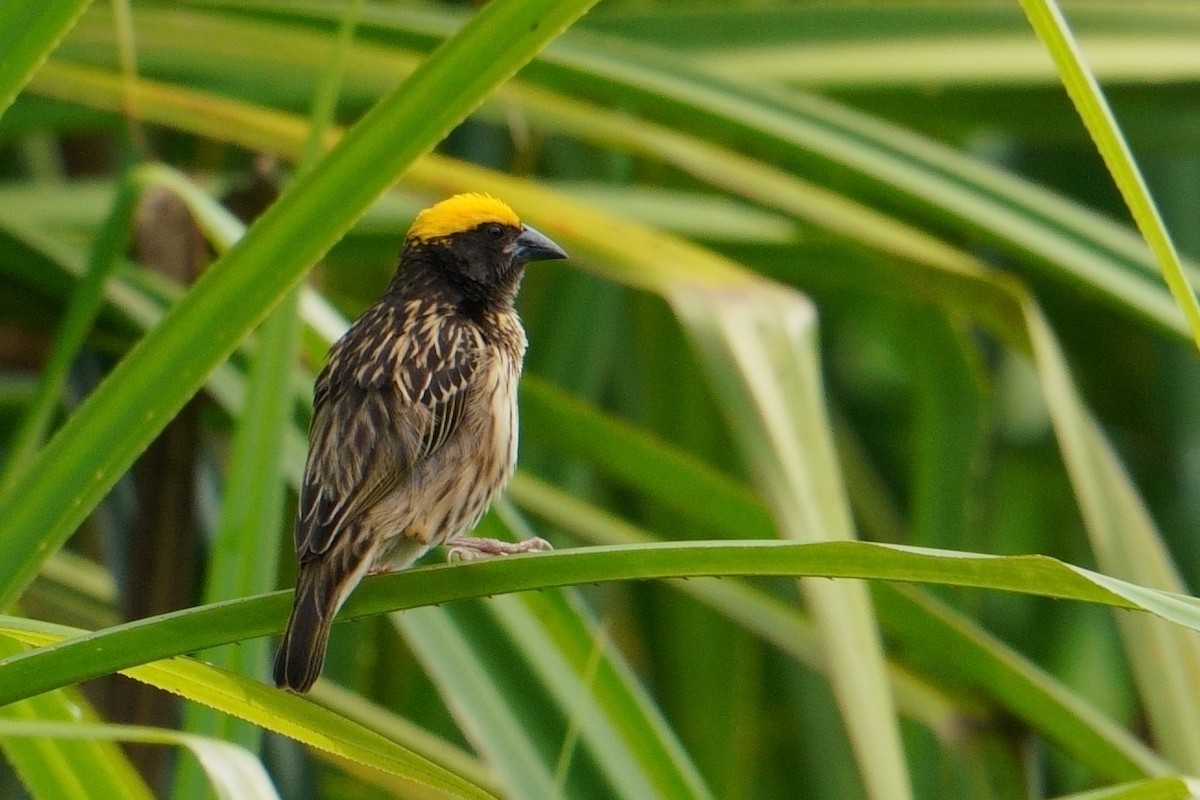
[445, 536, 552, 563]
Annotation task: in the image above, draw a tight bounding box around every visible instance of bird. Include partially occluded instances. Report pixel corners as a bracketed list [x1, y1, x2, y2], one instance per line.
[274, 193, 567, 692]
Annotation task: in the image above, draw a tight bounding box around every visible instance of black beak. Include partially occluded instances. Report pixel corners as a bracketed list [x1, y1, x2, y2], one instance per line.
[513, 224, 568, 263]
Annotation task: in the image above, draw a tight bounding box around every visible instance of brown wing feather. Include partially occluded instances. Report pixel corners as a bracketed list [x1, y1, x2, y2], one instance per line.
[296, 299, 478, 559]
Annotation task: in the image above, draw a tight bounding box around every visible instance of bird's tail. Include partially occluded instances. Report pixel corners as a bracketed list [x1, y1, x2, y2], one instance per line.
[274, 559, 362, 692]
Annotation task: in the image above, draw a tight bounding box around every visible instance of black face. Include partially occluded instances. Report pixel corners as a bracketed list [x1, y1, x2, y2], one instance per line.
[443, 222, 523, 291]
[398, 221, 567, 313]
[436, 221, 567, 297]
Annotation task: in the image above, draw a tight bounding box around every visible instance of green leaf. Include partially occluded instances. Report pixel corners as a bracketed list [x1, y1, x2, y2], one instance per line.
[509, 473, 1170, 783]
[5, 541, 1200, 708]
[0, 0, 600, 609]
[0, 639, 154, 800]
[8, 8, 1200, 794]
[0, 719, 278, 800]
[197, 1, 1191, 337]
[1050, 776, 1200, 800]
[1024, 301, 1200, 772]
[670, 283, 911, 800]
[0, 623, 497, 800]
[519, 377, 772, 540]
[0, 0, 92, 118]
[1019, 0, 1200, 352]
[398, 508, 713, 800]
[308, 681, 501, 795]
[0, 168, 139, 487]
[178, 8, 362, 795]
[397, 606, 560, 798]
[3, 223, 1167, 785]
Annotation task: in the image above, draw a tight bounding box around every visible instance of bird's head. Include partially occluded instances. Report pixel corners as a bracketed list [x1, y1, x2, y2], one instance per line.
[400, 193, 567, 308]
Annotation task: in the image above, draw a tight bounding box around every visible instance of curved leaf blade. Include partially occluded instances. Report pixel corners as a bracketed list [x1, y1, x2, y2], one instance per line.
[0, 0, 92, 117]
[3, 541, 1200, 708]
[0, 0, 599, 609]
[0, 626, 497, 800]
[1019, 0, 1200, 350]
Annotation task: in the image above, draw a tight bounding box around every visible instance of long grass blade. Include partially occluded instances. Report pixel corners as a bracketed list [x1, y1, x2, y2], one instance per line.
[0, 720, 279, 800]
[0, 639, 154, 800]
[0, 0, 599, 610]
[6, 541, 1200, 708]
[0, 0, 92, 118]
[0, 625, 497, 800]
[1019, 0, 1200, 351]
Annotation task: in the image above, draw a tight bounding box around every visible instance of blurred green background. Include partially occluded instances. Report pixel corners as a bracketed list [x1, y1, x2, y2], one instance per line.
[2, 2, 1200, 799]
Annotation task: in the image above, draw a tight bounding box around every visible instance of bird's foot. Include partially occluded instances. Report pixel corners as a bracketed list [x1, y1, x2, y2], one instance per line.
[365, 564, 399, 576]
[446, 536, 553, 563]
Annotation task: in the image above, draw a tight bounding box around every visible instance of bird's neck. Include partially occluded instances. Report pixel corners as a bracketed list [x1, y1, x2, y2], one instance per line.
[388, 247, 520, 318]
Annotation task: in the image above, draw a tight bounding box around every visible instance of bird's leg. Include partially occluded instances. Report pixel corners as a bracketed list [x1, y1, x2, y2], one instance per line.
[445, 535, 553, 563]
[365, 564, 397, 576]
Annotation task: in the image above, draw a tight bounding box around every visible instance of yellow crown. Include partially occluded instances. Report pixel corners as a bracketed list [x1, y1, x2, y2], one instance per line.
[407, 193, 521, 243]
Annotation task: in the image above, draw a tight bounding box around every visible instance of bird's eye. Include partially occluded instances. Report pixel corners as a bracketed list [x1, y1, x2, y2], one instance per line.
[486, 224, 504, 239]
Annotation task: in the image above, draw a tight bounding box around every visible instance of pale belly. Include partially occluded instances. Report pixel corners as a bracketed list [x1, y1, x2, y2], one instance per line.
[366, 353, 520, 569]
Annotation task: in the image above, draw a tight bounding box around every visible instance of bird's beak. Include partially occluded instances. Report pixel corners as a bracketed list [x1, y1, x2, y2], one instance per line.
[514, 224, 568, 263]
